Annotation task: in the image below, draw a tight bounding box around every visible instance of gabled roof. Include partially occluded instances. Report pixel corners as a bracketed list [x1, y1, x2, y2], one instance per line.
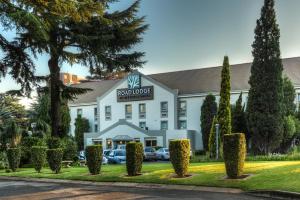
[70, 57, 300, 105]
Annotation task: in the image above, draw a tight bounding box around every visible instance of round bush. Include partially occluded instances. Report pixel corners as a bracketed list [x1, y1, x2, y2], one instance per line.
[86, 145, 103, 175]
[169, 139, 190, 177]
[223, 133, 246, 178]
[31, 146, 47, 173]
[126, 142, 143, 176]
[47, 148, 63, 174]
[7, 148, 21, 172]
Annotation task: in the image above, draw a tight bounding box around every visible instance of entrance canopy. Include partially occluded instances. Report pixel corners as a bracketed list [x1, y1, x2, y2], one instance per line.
[112, 135, 133, 141]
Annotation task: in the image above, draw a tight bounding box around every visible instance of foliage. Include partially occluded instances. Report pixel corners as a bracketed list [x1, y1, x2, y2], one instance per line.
[75, 116, 90, 151]
[223, 133, 246, 178]
[2, 120, 22, 148]
[61, 137, 78, 161]
[201, 94, 217, 151]
[283, 76, 296, 116]
[47, 148, 63, 174]
[31, 146, 47, 173]
[7, 148, 21, 172]
[280, 115, 297, 153]
[126, 142, 143, 176]
[247, 0, 284, 154]
[209, 117, 221, 158]
[60, 100, 71, 137]
[0, 0, 148, 137]
[0, 151, 8, 170]
[232, 93, 248, 140]
[20, 136, 46, 166]
[86, 145, 103, 175]
[218, 56, 231, 138]
[47, 137, 62, 149]
[169, 139, 190, 177]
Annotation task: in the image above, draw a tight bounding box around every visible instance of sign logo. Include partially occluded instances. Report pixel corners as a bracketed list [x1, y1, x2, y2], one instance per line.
[127, 74, 141, 89]
[117, 73, 154, 102]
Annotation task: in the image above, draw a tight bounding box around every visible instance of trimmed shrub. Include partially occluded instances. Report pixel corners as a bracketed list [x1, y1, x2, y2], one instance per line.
[31, 146, 47, 173]
[169, 139, 190, 177]
[86, 145, 103, 175]
[7, 148, 21, 172]
[126, 142, 143, 176]
[223, 133, 246, 178]
[47, 148, 63, 174]
[47, 137, 62, 149]
[209, 117, 221, 158]
[20, 137, 46, 166]
[61, 137, 78, 161]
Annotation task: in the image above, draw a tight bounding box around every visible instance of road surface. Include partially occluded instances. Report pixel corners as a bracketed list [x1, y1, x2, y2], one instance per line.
[0, 180, 270, 200]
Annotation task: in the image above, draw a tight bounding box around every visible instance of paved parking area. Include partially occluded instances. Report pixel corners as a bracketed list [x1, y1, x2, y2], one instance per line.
[0, 179, 271, 200]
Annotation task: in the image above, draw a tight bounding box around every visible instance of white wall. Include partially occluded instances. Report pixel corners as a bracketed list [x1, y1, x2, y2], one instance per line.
[69, 104, 98, 137]
[98, 77, 176, 131]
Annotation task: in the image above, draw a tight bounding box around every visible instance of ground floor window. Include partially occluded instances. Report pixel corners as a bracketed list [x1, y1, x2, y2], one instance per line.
[106, 138, 112, 149]
[92, 139, 102, 145]
[139, 121, 146, 129]
[179, 120, 187, 129]
[145, 137, 157, 147]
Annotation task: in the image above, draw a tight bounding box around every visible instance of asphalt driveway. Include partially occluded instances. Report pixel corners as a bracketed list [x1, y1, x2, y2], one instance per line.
[0, 179, 271, 200]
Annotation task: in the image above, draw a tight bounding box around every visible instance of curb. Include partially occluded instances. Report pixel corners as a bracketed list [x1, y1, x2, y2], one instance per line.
[246, 190, 300, 200]
[0, 176, 242, 194]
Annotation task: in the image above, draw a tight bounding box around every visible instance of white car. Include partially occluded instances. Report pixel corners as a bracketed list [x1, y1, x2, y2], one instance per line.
[156, 148, 170, 160]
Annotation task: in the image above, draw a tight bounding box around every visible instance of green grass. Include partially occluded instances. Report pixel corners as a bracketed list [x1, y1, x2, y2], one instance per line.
[1, 161, 300, 193]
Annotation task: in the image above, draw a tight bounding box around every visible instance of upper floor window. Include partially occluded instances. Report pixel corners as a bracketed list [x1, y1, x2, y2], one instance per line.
[77, 109, 82, 117]
[139, 103, 146, 119]
[161, 102, 168, 118]
[161, 120, 168, 130]
[94, 124, 98, 132]
[179, 101, 187, 117]
[125, 104, 132, 119]
[179, 120, 187, 129]
[105, 106, 111, 120]
[94, 107, 98, 121]
[139, 121, 146, 129]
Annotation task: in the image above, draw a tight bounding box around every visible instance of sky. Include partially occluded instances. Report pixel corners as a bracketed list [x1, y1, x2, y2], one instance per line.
[1, 0, 300, 104]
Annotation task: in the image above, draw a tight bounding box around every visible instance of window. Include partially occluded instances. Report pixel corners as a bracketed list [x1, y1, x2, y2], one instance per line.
[94, 107, 98, 121]
[77, 109, 82, 117]
[125, 104, 132, 119]
[94, 124, 98, 132]
[139, 103, 146, 119]
[106, 139, 112, 149]
[179, 120, 187, 129]
[145, 138, 157, 147]
[139, 121, 146, 129]
[161, 121, 168, 130]
[105, 106, 111, 120]
[161, 102, 168, 118]
[92, 139, 102, 145]
[179, 101, 187, 117]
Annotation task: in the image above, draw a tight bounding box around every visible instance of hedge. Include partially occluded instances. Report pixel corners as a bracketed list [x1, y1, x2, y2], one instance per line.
[86, 145, 103, 175]
[223, 133, 246, 178]
[31, 146, 47, 173]
[126, 142, 143, 176]
[7, 148, 21, 172]
[169, 139, 190, 177]
[47, 148, 63, 174]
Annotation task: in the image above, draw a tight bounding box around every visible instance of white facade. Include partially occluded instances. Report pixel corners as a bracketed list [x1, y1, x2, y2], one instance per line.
[69, 71, 300, 151]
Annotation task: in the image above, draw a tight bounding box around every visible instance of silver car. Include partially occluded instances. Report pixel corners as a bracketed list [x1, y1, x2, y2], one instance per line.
[156, 148, 170, 160]
[143, 147, 157, 161]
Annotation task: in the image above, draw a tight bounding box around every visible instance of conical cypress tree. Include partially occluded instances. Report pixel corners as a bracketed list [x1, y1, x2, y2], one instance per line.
[201, 94, 218, 151]
[247, 0, 284, 154]
[218, 56, 231, 138]
[232, 92, 247, 133]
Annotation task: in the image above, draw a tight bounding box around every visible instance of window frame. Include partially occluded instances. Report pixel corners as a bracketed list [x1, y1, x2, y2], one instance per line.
[139, 103, 146, 119]
[160, 120, 168, 130]
[125, 104, 132, 119]
[105, 106, 111, 121]
[178, 101, 187, 117]
[77, 109, 82, 117]
[178, 120, 187, 129]
[160, 102, 168, 118]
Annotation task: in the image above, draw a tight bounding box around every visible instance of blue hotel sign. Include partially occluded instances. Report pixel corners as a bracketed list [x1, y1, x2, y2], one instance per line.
[117, 74, 154, 102]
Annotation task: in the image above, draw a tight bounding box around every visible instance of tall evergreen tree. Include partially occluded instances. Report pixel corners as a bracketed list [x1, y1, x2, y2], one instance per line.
[0, 1, 148, 137]
[247, 0, 284, 154]
[232, 93, 247, 133]
[283, 76, 296, 116]
[218, 56, 231, 138]
[201, 94, 217, 151]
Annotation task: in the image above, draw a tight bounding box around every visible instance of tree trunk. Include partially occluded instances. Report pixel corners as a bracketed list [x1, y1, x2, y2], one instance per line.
[48, 55, 61, 138]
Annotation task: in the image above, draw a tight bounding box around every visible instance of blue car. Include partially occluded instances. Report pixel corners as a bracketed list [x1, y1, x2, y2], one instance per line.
[107, 149, 126, 164]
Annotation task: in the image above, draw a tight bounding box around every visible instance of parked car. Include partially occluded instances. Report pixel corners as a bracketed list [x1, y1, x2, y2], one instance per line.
[116, 144, 126, 150]
[103, 150, 111, 158]
[156, 148, 169, 160]
[107, 149, 126, 164]
[143, 147, 157, 161]
[78, 150, 108, 164]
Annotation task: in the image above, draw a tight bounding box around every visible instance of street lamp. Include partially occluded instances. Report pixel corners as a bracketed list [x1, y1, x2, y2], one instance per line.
[215, 123, 220, 160]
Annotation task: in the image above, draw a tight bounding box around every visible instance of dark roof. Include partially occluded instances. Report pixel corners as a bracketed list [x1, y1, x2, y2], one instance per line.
[70, 57, 300, 104]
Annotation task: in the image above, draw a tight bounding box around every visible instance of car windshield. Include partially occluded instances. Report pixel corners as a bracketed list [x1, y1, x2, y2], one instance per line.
[145, 148, 154, 152]
[104, 151, 110, 156]
[165, 148, 169, 152]
[115, 150, 125, 156]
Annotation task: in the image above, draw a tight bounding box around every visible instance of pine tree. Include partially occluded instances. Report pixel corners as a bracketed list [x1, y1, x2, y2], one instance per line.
[218, 56, 231, 138]
[232, 93, 247, 133]
[0, 1, 148, 137]
[201, 94, 217, 151]
[247, 0, 284, 154]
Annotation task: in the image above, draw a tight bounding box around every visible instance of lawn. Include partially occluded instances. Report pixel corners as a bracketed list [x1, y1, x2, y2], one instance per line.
[1, 161, 300, 193]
